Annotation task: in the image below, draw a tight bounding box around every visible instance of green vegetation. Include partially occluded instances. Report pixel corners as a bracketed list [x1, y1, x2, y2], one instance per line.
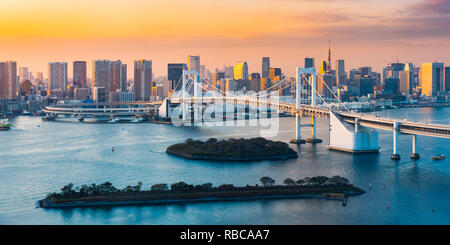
[166, 137, 298, 160]
[45, 175, 353, 201]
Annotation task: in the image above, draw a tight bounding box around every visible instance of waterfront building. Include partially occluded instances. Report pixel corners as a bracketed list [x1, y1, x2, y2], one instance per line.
[168, 63, 187, 91]
[110, 60, 122, 93]
[336, 60, 346, 86]
[262, 57, 270, 79]
[399, 63, 414, 95]
[74, 87, 89, 100]
[121, 64, 127, 92]
[93, 86, 106, 102]
[234, 62, 248, 80]
[358, 77, 375, 97]
[384, 78, 400, 95]
[92, 60, 111, 102]
[134, 59, 152, 101]
[445, 67, 450, 92]
[112, 91, 135, 102]
[48, 62, 68, 91]
[420, 62, 444, 97]
[0, 61, 17, 99]
[73, 61, 87, 88]
[187, 55, 200, 72]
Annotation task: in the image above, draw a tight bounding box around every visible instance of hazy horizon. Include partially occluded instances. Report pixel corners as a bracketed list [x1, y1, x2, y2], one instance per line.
[1, 0, 449, 78]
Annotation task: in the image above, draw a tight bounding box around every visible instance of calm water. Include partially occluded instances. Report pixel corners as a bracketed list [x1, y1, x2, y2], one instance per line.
[1, 107, 450, 224]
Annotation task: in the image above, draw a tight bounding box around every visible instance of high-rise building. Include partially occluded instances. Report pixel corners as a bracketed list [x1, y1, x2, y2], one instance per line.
[420, 62, 444, 97]
[445, 67, 450, 92]
[92, 60, 111, 102]
[269, 68, 281, 82]
[19, 67, 29, 82]
[398, 63, 414, 95]
[134, 59, 152, 101]
[48, 62, 68, 90]
[73, 61, 87, 88]
[319, 61, 327, 74]
[249, 73, 261, 92]
[121, 64, 127, 92]
[212, 71, 225, 88]
[234, 62, 248, 80]
[336, 60, 346, 86]
[0, 61, 17, 99]
[110, 60, 122, 93]
[358, 77, 375, 97]
[262, 57, 270, 79]
[168, 63, 187, 90]
[187, 55, 200, 72]
[305, 57, 315, 68]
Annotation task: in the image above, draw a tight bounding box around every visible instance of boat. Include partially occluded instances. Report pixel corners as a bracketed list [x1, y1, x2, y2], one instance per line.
[0, 118, 12, 131]
[431, 155, 446, 160]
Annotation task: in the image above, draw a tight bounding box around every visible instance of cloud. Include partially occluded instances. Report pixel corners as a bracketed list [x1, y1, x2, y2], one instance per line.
[407, 0, 450, 14]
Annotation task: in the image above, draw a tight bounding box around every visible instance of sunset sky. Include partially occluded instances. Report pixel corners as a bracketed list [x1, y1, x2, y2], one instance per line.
[1, 0, 449, 78]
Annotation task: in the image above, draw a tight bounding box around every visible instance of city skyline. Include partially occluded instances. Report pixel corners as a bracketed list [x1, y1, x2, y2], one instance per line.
[1, 0, 449, 77]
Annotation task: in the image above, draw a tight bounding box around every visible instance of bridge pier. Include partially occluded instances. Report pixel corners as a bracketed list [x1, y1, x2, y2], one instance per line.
[410, 134, 420, 159]
[391, 121, 401, 160]
[290, 67, 306, 144]
[305, 69, 322, 144]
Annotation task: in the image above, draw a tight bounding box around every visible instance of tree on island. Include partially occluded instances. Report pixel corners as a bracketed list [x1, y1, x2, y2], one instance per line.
[260, 177, 275, 187]
[151, 183, 168, 192]
[283, 178, 296, 186]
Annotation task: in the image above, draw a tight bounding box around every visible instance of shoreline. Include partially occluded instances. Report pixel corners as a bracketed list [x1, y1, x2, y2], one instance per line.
[38, 185, 364, 209]
[166, 148, 298, 161]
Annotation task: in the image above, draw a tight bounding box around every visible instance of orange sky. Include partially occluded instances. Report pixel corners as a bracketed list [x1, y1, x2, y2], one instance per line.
[0, 0, 449, 78]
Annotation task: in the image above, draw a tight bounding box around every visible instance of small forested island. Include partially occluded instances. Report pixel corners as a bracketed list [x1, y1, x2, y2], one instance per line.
[37, 176, 365, 209]
[166, 137, 298, 161]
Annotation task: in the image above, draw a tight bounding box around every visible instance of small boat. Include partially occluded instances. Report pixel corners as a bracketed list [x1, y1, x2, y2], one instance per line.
[431, 155, 446, 160]
[0, 118, 12, 131]
[131, 117, 144, 123]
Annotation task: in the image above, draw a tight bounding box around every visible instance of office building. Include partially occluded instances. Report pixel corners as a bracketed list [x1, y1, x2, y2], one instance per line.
[0, 61, 17, 99]
[92, 60, 111, 102]
[234, 62, 248, 80]
[319, 61, 327, 74]
[336, 60, 346, 86]
[168, 63, 187, 91]
[187, 55, 200, 72]
[305, 57, 315, 68]
[445, 67, 450, 92]
[121, 64, 127, 92]
[212, 71, 225, 88]
[19, 67, 29, 82]
[73, 61, 87, 88]
[48, 62, 68, 90]
[269, 68, 281, 82]
[110, 60, 122, 93]
[262, 57, 270, 79]
[420, 62, 444, 97]
[134, 59, 152, 101]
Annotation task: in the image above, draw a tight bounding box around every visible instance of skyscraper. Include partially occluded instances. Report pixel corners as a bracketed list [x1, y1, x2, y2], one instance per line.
[110, 60, 122, 93]
[121, 64, 127, 92]
[445, 67, 450, 93]
[0, 61, 17, 99]
[48, 62, 68, 90]
[336, 60, 346, 86]
[92, 60, 111, 102]
[212, 71, 225, 88]
[269, 68, 281, 82]
[398, 63, 414, 95]
[262, 57, 270, 79]
[420, 62, 444, 97]
[73, 61, 87, 88]
[19, 67, 29, 82]
[187, 55, 200, 73]
[234, 62, 248, 80]
[134, 59, 152, 101]
[305, 58, 314, 68]
[319, 61, 327, 74]
[168, 63, 187, 90]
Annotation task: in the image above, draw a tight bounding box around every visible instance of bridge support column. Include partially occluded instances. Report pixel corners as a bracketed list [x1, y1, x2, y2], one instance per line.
[306, 69, 322, 143]
[290, 67, 306, 144]
[410, 134, 420, 159]
[391, 121, 401, 160]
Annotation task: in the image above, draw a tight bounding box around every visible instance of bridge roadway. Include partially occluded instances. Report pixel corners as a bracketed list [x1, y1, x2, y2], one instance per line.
[42, 97, 450, 139]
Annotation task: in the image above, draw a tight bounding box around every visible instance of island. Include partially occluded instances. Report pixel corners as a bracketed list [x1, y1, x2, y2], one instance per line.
[166, 137, 298, 161]
[37, 176, 365, 208]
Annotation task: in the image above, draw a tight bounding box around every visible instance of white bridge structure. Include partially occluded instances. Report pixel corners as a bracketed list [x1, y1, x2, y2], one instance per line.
[43, 67, 450, 160]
